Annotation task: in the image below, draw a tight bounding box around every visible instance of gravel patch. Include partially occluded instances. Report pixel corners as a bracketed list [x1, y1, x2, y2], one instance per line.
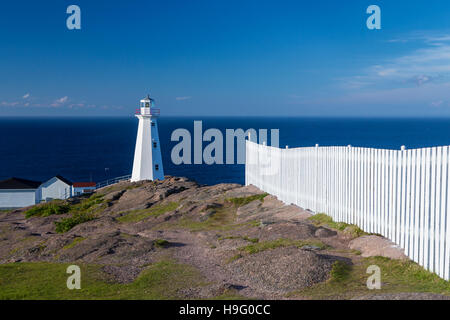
[228, 246, 335, 294]
[353, 292, 450, 300]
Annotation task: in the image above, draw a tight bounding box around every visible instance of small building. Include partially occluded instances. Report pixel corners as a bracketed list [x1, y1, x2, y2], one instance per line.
[40, 175, 73, 202]
[0, 175, 75, 209]
[72, 182, 96, 196]
[0, 177, 41, 208]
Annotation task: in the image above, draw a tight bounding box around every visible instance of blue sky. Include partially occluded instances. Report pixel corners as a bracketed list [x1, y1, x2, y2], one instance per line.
[2, 0, 450, 116]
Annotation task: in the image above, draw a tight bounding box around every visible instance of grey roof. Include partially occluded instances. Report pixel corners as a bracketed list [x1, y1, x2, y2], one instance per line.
[55, 175, 72, 186]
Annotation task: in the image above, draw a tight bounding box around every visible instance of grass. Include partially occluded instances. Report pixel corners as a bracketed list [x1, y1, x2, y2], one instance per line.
[308, 213, 367, 237]
[117, 202, 179, 223]
[62, 237, 86, 250]
[226, 193, 268, 207]
[238, 238, 328, 255]
[24, 201, 70, 218]
[55, 213, 95, 233]
[0, 260, 206, 300]
[329, 261, 352, 283]
[288, 256, 450, 299]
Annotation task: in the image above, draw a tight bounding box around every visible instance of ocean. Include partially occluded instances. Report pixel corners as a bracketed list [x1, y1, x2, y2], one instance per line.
[1, 117, 450, 186]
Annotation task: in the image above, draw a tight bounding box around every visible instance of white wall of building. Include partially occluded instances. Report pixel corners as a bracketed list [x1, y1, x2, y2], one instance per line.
[0, 189, 37, 208]
[40, 177, 72, 201]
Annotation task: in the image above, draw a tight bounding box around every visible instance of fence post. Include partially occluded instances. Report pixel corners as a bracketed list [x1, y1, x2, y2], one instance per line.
[315, 144, 319, 213]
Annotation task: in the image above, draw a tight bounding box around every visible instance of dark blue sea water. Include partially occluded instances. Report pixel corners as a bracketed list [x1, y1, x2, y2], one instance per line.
[1, 117, 450, 186]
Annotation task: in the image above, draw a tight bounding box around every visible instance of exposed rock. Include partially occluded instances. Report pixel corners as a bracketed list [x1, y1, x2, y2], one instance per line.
[236, 200, 263, 219]
[349, 235, 408, 260]
[198, 202, 222, 212]
[199, 210, 217, 222]
[315, 227, 337, 238]
[342, 225, 364, 239]
[104, 190, 125, 202]
[258, 222, 317, 241]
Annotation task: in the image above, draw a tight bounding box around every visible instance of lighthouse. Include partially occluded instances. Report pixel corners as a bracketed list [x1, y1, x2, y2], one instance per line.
[131, 94, 164, 182]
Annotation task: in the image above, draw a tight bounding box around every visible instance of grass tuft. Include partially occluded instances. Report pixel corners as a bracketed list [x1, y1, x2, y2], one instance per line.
[226, 193, 268, 207]
[62, 237, 86, 250]
[329, 261, 352, 283]
[218, 235, 259, 243]
[117, 202, 179, 223]
[153, 239, 170, 248]
[226, 254, 243, 264]
[308, 213, 366, 237]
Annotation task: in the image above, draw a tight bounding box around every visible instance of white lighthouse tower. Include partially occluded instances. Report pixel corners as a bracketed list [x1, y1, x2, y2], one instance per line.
[131, 94, 164, 182]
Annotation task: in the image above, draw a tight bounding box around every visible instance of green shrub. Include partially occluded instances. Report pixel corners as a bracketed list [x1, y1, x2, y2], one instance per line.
[154, 239, 170, 248]
[54, 213, 95, 233]
[24, 202, 70, 218]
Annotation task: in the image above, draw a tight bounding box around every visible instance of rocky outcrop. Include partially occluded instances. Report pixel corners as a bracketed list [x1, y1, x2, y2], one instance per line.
[349, 235, 408, 260]
[0, 176, 429, 299]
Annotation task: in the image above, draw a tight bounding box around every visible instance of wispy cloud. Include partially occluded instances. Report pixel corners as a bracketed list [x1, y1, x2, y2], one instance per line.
[175, 96, 192, 101]
[0, 101, 19, 107]
[56, 96, 68, 103]
[341, 32, 450, 90]
[0, 94, 104, 111]
[51, 96, 69, 107]
[431, 100, 445, 107]
[68, 103, 85, 109]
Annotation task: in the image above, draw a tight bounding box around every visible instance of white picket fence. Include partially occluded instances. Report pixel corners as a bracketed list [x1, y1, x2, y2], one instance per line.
[245, 140, 450, 280]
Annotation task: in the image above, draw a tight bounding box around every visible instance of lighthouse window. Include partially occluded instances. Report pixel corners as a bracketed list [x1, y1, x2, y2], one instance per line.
[151, 122, 155, 127]
[153, 142, 157, 148]
[155, 164, 159, 171]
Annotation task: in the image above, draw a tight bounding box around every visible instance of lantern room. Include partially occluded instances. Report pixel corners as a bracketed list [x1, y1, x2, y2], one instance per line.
[137, 94, 160, 116]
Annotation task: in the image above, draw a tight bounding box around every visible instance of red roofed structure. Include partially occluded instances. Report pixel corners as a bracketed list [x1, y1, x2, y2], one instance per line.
[72, 182, 96, 195]
[73, 182, 96, 188]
